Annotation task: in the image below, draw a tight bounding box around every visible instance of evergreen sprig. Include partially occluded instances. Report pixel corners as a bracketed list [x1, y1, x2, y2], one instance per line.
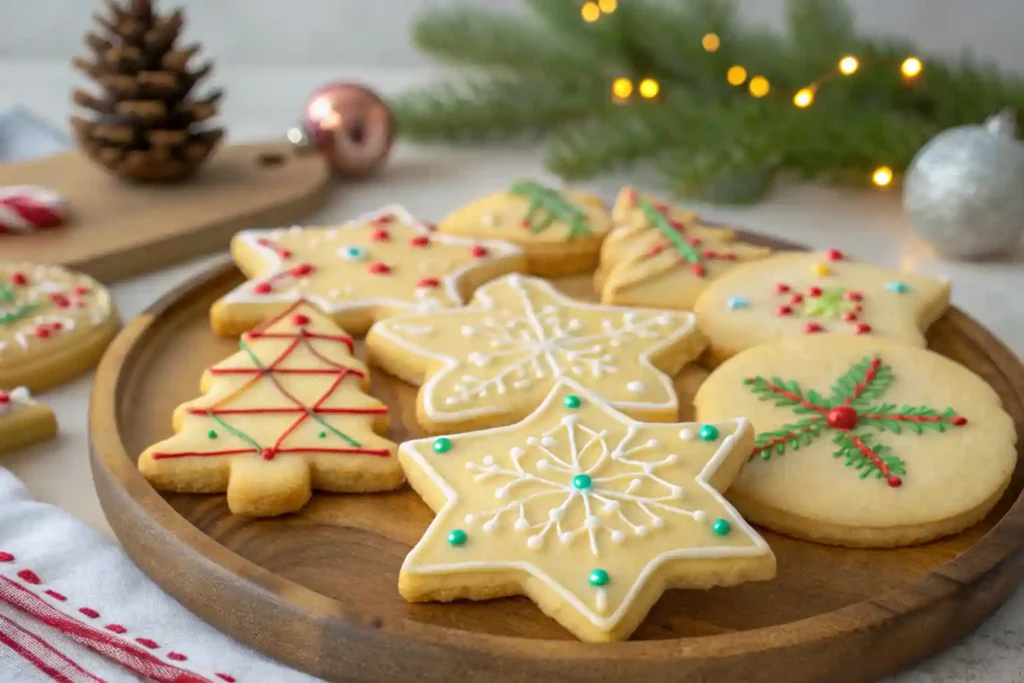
[833, 431, 906, 479]
[858, 405, 958, 435]
[829, 355, 893, 406]
[393, 0, 1024, 202]
[753, 418, 825, 460]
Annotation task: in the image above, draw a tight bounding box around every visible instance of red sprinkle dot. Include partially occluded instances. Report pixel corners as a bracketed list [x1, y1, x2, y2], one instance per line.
[855, 323, 872, 335]
[50, 322, 62, 331]
[409, 235, 431, 247]
[367, 262, 391, 275]
[261, 448, 276, 461]
[290, 263, 315, 277]
[372, 214, 394, 225]
[17, 570, 40, 585]
[417, 277, 440, 288]
[842, 312, 858, 322]
[292, 314, 310, 326]
[105, 625, 127, 634]
[686, 237, 702, 246]
[807, 286, 823, 297]
[776, 305, 792, 316]
[790, 294, 804, 304]
[35, 327, 50, 339]
[254, 282, 272, 294]
[50, 294, 70, 308]
[646, 244, 665, 257]
[371, 228, 390, 241]
[470, 245, 489, 258]
[624, 189, 638, 204]
[135, 638, 159, 649]
[168, 652, 188, 661]
[653, 203, 669, 213]
[721, 253, 738, 261]
[951, 416, 968, 426]
[701, 249, 717, 258]
[691, 264, 706, 277]
[11, 272, 27, 286]
[887, 475, 903, 488]
[804, 322, 824, 334]
[846, 291, 863, 302]
[774, 282, 790, 294]
[79, 607, 99, 619]
[0, 393, 8, 405]
[73, 286, 90, 296]
[825, 249, 844, 261]
[0, 552, 13, 562]
[669, 219, 687, 232]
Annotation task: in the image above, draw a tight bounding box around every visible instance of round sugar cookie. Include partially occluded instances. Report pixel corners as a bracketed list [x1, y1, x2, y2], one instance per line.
[0, 263, 120, 392]
[694, 336, 1017, 547]
[692, 250, 950, 364]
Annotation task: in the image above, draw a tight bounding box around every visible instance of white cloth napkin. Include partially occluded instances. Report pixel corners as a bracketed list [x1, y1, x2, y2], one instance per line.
[0, 467, 323, 682]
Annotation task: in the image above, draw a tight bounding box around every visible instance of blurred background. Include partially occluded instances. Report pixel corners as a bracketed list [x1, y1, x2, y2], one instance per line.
[2, 0, 1022, 70]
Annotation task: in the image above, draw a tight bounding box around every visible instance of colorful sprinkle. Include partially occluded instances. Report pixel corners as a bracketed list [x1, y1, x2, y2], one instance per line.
[371, 228, 390, 241]
[410, 235, 431, 247]
[417, 277, 440, 288]
[885, 281, 910, 294]
[807, 286, 823, 297]
[432, 437, 452, 454]
[207, 430, 217, 439]
[699, 424, 719, 441]
[563, 394, 582, 409]
[254, 282, 272, 294]
[711, 519, 732, 535]
[342, 246, 365, 260]
[290, 264, 315, 277]
[727, 296, 748, 311]
[318, 431, 327, 438]
[812, 263, 831, 277]
[854, 323, 872, 335]
[367, 262, 391, 275]
[572, 474, 593, 490]
[10, 272, 27, 286]
[776, 305, 792, 316]
[846, 291, 863, 302]
[842, 312, 858, 322]
[588, 569, 610, 587]
[691, 264, 707, 277]
[774, 282, 790, 294]
[470, 245, 489, 258]
[804, 322, 824, 334]
[292, 314, 310, 326]
[824, 249, 844, 261]
[447, 529, 468, 546]
[790, 293, 804, 304]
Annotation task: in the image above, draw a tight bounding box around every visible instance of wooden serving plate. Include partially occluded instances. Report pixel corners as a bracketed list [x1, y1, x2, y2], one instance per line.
[0, 143, 331, 283]
[89, 234, 1024, 683]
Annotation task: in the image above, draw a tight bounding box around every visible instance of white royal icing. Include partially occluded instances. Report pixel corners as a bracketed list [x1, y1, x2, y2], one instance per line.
[0, 386, 32, 415]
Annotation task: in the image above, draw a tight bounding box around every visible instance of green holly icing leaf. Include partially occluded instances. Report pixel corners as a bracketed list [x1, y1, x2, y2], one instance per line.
[805, 287, 858, 319]
[508, 179, 591, 238]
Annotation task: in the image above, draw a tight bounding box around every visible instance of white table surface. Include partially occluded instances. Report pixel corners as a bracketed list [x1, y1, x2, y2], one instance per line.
[1, 60, 1022, 682]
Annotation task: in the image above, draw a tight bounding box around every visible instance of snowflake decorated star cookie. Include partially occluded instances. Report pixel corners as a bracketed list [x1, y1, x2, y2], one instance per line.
[693, 250, 950, 364]
[0, 263, 119, 392]
[0, 387, 58, 454]
[367, 273, 707, 433]
[210, 205, 527, 337]
[140, 302, 400, 517]
[399, 379, 775, 642]
[695, 336, 1017, 547]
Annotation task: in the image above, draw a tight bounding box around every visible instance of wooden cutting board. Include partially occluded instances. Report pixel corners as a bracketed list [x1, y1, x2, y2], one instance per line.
[0, 143, 332, 282]
[88, 233, 1024, 683]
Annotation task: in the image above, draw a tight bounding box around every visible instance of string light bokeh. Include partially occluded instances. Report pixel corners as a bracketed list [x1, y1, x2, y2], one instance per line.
[604, 24, 924, 188]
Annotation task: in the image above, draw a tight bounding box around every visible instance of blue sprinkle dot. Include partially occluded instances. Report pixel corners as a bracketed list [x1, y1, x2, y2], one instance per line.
[342, 246, 365, 260]
[727, 296, 749, 311]
[885, 280, 910, 294]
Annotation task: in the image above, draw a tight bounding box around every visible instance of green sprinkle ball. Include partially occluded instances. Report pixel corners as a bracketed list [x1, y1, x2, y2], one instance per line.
[563, 394, 582, 409]
[447, 529, 468, 546]
[588, 569, 610, 587]
[699, 424, 720, 441]
[433, 437, 453, 453]
[712, 518, 732, 536]
[318, 431, 327, 439]
[572, 473, 593, 490]
[207, 429, 217, 439]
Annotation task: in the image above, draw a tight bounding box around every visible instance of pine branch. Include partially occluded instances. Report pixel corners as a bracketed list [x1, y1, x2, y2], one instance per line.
[752, 418, 825, 460]
[509, 180, 591, 236]
[833, 431, 906, 479]
[743, 374, 828, 414]
[828, 355, 893, 407]
[858, 405, 959, 435]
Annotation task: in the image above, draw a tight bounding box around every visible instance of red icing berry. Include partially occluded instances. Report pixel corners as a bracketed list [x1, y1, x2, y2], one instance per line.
[11, 272, 27, 286]
[776, 305, 792, 316]
[470, 245, 489, 258]
[951, 416, 968, 426]
[691, 264, 706, 277]
[290, 264, 315, 277]
[686, 237, 702, 247]
[292, 314, 310, 326]
[261, 448, 276, 460]
[371, 228, 390, 241]
[701, 249, 717, 258]
[887, 475, 903, 488]
[826, 405, 858, 430]
[417, 277, 440, 288]
[854, 323, 872, 335]
[73, 286, 90, 296]
[804, 322, 824, 333]
[774, 283, 790, 294]
[254, 282, 272, 294]
[825, 249, 844, 261]
[409, 235, 431, 247]
[790, 294, 804, 304]
[807, 286, 823, 297]
[846, 291, 863, 302]
[368, 262, 391, 275]
[842, 311, 858, 322]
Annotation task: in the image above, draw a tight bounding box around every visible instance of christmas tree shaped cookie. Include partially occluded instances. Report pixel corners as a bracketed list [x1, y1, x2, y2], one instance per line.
[437, 180, 612, 276]
[0, 387, 58, 454]
[399, 378, 775, 642]
[695, 336, 1017, 547]
[210, 205, 526, 337]
[367, 273, 706, 434]
[139, 302, 400, 517]
[693, 250, 950, 364]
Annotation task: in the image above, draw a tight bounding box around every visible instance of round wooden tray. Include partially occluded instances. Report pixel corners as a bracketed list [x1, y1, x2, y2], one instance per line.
[89, 234, 1024, 683]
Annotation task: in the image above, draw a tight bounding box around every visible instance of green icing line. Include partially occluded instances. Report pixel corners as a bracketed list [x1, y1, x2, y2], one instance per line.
[508, 179, 591, 238]
[0, 284, 39, 326]
[635, 197, 701, 264]
[208, 412, 262, 453]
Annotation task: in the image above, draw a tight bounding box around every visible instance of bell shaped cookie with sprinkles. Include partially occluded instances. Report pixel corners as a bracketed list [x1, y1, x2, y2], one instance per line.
[139, 301, 400, 517]
[398, 378, 775, 642]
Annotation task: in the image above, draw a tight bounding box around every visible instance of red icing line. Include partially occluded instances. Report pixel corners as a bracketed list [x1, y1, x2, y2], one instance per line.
[754, 379, 827, 415]
[256, 238, 293, 259]
[184, 407, 387, 416]
[860, 411, 967, 425]
[845, 357, 881, 404]
[209, 368, 360, 376]
[846, 432, 896, 483]
[43, 590, 66, 602]
[17, 570, 40, 585]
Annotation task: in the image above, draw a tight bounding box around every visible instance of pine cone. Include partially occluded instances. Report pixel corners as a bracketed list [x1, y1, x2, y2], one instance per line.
[70, 0, 225, 183]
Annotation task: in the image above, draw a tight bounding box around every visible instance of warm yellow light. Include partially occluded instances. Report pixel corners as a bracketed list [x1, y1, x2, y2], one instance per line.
[872, 166, 894, 187]
[748, 75, 771, 98]
[839, 56, 860, 75]
[638, 78, 660, 99]
[612, 77, 634, 99]
[726, 65, 748, 86]
[598, 0, 617, 13]
[793, 87, 815, 108]
[901, 57, 923, 78]
[702, 33, 721, 52]
[581, 1, 600, 22]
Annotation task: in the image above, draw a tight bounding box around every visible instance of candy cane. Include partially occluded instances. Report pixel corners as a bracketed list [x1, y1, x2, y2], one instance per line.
[0, 186, 67, 235]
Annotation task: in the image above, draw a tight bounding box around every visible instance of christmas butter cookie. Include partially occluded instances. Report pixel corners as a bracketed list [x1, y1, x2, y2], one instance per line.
[399, 378, 775, 641]
[367, 273, 706, 434]
[692, 250, 950, 364]
[594, 187, 739, 291]
[0, 387, 58, 454]
[437, 180, 611, 277]
[140, 301, 400, 517]
[210, 205, 526, 337]
[695, 336, 1016, 547]
[0, 263, 119, 392]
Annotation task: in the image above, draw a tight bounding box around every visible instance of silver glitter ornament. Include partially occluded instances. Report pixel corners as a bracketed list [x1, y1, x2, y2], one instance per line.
[903, 109, 1024, 258]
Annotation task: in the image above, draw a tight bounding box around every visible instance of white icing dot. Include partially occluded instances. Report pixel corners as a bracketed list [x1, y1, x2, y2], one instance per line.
[603, 500, 620, 513]
[549, 508, 565, 522]
[651, 517, 665, 529]
[536, 460, 549, 471]
[483, 519, 498, 532]
[584, 515, 602, 530]
[461, 325, 477, 337]
[559, 532, 574, 544]
[635, 525, 648, 537]
[693, 511, 707, 523]
[541, 436, 556, 448]
[641, 462, 654, 475]
[646, 438, 660, 448]
[610, 530, 626, 543]
[669, 486, 684, 499]
[510, 447, 525, 458]
[679, 428, 695, 440]
[482, 455, 495, 466]
[560, 415, 578, 426]
[527, 535, 543, 549]
[465, 513, 476, 524]
[328, 288, 341, 298]
[526, 437, 538, 446]
[514, 517, 530, 531]
[495, 489, 508, 499]
[468, 352, 490, 367]
[464, 462, 473, 470]
[627, 381, 645, 394]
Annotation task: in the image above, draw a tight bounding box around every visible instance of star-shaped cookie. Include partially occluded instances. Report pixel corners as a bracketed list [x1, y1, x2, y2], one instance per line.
[210, 205, 527, 337]
[693, 250, 950, 364]
[0, 386, 58, 454]
[367, 273, 707, 433]
[399, 378, 775, 641]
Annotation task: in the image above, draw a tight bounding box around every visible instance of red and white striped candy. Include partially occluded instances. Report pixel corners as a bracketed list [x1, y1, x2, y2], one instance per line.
[0, 185, 67, 235]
